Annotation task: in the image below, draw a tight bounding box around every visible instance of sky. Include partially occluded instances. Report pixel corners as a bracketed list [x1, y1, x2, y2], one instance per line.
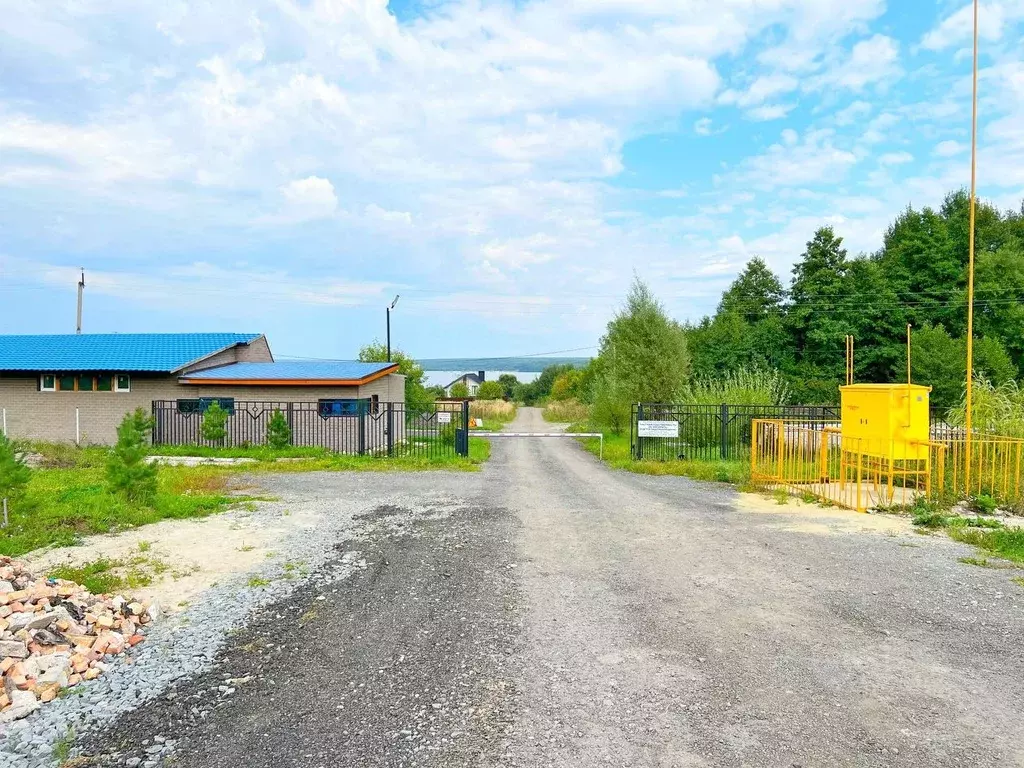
[1, 0, 1023, 362]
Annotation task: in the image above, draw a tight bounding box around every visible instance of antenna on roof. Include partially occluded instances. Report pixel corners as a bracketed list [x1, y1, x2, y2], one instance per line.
[76, 268, 86, 334]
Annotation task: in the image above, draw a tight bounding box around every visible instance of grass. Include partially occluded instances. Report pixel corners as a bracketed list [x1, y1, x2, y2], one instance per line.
[958, 556, 994, 567]
[1, 462, 237, 558]
[247, 575, 271, 588]
[3, 437, 491, 559]
[48, 554, 169, 594]
[1013, 577, 1024, 588]
[543, 399, 591, 423]
[148, 439, 491, 473]
[911, 510, 1024, 566]
[52, 729, 74, 763]
[469, 399, 517, 430]
[576, 431, 750, 485]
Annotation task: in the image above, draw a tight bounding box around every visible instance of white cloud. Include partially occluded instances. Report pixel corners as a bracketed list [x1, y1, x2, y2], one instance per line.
[919, 1, 1022, 51]
[746, 104, 796, 121]
[720, 74, 799, 107]
[279, 176, 338, 220]
[935, 140, 967, 157]
[363, 204, 413, 227]
[721, 129, 858, 191]
[811, 34, 901, 91]
[879, 151, 914, 166]
[834, 100, 874, 126]
[695, 117, 713, 136]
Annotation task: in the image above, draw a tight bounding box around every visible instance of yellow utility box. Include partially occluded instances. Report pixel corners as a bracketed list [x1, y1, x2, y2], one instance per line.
[840, 383, 931, 459]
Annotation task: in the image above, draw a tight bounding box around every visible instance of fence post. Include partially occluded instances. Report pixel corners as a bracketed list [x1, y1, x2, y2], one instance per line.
[358, 403, 366, 456]
[636, 403, 644, 460]
[386, 402, 394, 457]
[151, 401, 160, 445]
[720, 403, 729, 460]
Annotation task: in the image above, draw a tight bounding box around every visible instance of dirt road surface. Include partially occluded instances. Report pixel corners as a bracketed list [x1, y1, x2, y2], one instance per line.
[84, 407, 1024, 767]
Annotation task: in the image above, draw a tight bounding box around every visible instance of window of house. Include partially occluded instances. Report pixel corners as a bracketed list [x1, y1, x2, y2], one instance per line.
[115, 374, 131, 393]
[371, 394, 380, 415]
[58, 375, 77, 392]
[318, 399, 367, 418]
[96, 374, 113, 392]
[177, 397, 235, 415]
[40, 375, 56, 392]
[78, 374, 94, 392]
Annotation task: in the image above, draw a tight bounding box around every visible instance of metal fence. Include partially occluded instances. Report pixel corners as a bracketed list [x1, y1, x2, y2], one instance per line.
[750, 418, 1024, 512]
[152, 400, 470, 458]
[630, 403, 841, 461]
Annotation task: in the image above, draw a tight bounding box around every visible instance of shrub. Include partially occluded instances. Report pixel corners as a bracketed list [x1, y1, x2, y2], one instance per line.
[476, 381, 504, 400]
[968, 494, 998, 515]
[0, 432, 31, 524]
[678, 366, 791, 406]
[450, 382, 470, 399]
[201, 402, 228, 445]
[266, 410, 292, 450]
[107, 409, 158, 504]
[591, 375, 631, 435]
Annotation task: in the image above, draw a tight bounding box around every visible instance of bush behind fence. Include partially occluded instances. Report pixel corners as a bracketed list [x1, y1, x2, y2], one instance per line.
[152, 400, 470, 458]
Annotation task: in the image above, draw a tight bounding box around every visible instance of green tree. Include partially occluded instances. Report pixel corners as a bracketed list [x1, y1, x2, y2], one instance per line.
[591, 373, 631, 435]
[107, 409, 158, 504]
[718, 257, 786, 322]
[476, 381, 504, 400]
[911, 325, 1016, 409]
[598, 277, 690, 407]
[974, 243, 1024, 370]
[450, 381, 470, 399]
[550, 369, 585, 401]
[497, 374, 520, 400]
[201, 402, 228, 445]
[0, 432, 31, 525]
[266, 410, 292, 450]
[358, 343, 433, 412]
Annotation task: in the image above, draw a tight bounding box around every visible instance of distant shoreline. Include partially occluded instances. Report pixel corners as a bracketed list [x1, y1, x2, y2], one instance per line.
[417, 356, 590, 373]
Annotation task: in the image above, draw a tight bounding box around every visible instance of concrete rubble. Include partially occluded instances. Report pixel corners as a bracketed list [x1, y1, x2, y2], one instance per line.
[0, 556, 157, 724]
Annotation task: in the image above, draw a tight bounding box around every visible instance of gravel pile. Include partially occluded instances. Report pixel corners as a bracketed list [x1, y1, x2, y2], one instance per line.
[0, 489, 385, 768]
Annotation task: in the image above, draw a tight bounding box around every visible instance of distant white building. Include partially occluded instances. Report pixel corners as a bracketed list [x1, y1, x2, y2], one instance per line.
[445, 371, 485, 396]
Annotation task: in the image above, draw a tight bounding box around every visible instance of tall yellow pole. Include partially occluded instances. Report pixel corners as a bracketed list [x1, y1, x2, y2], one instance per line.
[965, 0, 979, 491]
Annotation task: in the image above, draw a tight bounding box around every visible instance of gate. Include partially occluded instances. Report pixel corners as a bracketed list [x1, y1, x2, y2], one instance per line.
[152, 400, 472, 458]
[631, 403, 840, 461]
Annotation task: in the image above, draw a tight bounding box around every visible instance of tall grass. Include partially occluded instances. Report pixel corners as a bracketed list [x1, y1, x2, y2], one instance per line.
[543, 399, 591, 423]
[678, 366, 790, 406]
[469, 399, 517, 425]
[948, 374, 1024, 437]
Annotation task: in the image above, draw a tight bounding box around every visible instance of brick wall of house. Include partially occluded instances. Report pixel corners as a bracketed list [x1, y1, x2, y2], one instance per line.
[181, 336, 274, 373]
[0, 372, 406, 445]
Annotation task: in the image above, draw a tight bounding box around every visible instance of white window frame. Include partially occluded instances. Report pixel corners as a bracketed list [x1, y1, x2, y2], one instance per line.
[40, 374, 56, 392]
[114, 374, 131, 393]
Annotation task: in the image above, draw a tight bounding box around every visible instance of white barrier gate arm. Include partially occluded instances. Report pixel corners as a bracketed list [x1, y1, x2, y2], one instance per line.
[470, 432, 604, 460]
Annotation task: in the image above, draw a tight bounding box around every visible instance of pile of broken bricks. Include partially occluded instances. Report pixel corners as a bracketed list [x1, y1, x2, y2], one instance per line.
[0, 557, 158, 723]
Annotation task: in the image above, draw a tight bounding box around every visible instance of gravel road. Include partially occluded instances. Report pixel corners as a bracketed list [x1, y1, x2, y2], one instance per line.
[77, 407, 1024, 767]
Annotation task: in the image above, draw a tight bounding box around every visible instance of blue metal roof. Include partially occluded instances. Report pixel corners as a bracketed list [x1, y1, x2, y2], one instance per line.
[180, 361, 397, 382]
[0, 334, 262, 372]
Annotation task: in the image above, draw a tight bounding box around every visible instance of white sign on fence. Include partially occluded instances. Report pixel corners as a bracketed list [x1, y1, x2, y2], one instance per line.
[437, 412, 453, 424]
[638, 420, 679, 438]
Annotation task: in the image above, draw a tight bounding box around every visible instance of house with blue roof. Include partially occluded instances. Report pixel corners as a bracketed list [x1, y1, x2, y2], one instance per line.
[0, 333, 404, 446]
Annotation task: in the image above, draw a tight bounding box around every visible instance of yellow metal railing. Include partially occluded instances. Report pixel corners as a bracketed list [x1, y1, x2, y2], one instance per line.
[750, 420, 1024, 512]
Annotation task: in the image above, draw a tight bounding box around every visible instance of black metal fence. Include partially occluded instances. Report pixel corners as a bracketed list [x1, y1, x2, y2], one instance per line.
[631, 403, 841, 461]
[630, 403, 960, 462]
[152, 400, 471, 458]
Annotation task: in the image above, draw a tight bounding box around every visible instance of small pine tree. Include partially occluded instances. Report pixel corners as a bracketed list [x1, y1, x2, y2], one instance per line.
[201, 402, 228, 445]
[0, 432, 31, 525]
[107, 409, 158, 504]
[266, 410, 292, 450]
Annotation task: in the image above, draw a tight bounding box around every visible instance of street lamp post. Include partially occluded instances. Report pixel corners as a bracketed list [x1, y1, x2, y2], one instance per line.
[386, 295, 400, 363]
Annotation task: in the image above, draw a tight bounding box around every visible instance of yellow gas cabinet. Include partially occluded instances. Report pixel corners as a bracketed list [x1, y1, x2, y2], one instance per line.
[840, 383, 931, 460]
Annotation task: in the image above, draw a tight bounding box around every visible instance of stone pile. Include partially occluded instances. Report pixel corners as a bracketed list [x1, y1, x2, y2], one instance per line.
[0, 557, 157, 723]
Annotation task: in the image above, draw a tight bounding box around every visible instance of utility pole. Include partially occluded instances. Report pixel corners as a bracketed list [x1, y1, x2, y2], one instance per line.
[76, 268, 86, 334]
[965, 0, 979, 490]
[386, 295, 400, 362]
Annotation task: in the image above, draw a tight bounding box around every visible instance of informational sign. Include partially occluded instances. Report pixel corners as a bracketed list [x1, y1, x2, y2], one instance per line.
[437, 411, 453, 424]
[638, 420, 679, 438]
